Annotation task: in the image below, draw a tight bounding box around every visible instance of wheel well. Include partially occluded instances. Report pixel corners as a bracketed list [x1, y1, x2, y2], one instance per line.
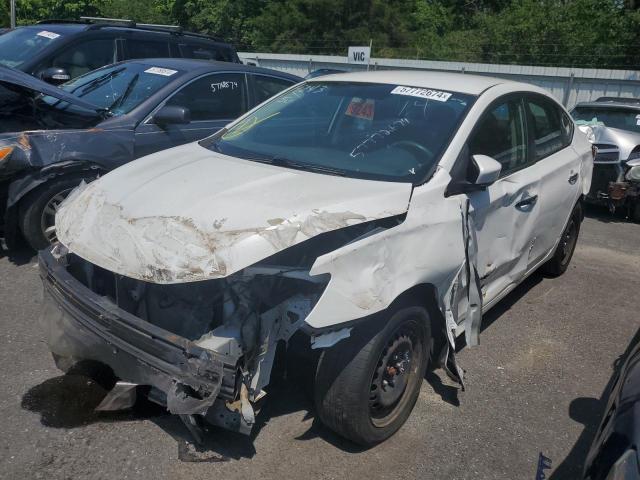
[4, 167, 105, 248]
[17, 169, 102, 209]
[387, 283, 448, 365]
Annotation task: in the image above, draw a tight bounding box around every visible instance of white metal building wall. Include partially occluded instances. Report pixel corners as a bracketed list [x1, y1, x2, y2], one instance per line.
[239, 52, 640, 108]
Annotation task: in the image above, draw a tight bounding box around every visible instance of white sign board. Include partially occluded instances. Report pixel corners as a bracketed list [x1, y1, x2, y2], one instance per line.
[348, 46, 371, 64]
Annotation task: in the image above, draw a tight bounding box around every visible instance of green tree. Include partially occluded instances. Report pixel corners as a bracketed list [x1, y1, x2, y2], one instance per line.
[4, 0, 640, 69]
[1, 0, 9, 27]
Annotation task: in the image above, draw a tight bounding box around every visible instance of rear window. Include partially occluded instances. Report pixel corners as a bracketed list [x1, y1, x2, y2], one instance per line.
[126, 39, 171, 59]
[0, 27, 64, 68]
[178, 42, 236, 62]
[526, 97, 570, 160]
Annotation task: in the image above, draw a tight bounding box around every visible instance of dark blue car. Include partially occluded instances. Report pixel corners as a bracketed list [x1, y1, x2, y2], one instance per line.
[0, 58, 301, 249]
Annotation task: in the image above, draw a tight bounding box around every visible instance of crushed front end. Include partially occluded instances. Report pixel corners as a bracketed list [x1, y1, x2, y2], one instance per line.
[39, 244, 330, 434]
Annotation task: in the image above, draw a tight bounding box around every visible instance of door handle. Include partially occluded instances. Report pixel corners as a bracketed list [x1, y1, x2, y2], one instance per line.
[568, 173, 579, 185]
[515, 195, 538, 209]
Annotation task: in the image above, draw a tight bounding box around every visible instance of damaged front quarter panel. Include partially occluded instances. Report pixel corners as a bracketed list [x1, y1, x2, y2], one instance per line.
[305, 166, 483, 386]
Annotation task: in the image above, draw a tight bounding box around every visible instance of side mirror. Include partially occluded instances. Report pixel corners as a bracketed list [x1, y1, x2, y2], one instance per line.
[39, 67, 71, 85]
[445, 154, 502, 196]
[153, 105, 191, 126]
[472, 154, 502, 187]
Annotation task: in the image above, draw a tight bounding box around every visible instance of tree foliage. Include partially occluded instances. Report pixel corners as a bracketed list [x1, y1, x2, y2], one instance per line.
[4, 0, 640, 68]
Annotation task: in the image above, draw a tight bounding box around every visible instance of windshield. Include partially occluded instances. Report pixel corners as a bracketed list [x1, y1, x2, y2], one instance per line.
[39, 63, 183, 117]
[0, 27, 63, 68]
[572, 106, 640, 134]
[204, 82, 474, 183]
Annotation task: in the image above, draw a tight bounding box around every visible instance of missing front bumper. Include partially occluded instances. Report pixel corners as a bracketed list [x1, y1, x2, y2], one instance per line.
[38, 249, 244, 426]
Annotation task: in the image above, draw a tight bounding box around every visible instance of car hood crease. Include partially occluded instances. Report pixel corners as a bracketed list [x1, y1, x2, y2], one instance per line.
[56, 142, 413, 283]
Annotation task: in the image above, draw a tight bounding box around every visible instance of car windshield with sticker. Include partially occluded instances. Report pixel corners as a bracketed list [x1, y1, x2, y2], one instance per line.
[572, 106, 640, 134]
[0, 27, 64, 68]
[206, 82, 475, 183]
[38, 63, 183, 117]
[203, 82, 474, 183]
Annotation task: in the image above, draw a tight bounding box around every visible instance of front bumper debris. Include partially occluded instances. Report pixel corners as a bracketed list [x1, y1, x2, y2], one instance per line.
[38, 249, 250, 429]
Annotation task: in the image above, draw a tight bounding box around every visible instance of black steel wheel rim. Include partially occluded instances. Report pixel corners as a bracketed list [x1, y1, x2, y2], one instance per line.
[369, 320, 423, 428]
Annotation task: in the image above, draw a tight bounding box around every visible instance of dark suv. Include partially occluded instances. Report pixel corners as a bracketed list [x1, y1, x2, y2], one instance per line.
[0, 18, 240, 83]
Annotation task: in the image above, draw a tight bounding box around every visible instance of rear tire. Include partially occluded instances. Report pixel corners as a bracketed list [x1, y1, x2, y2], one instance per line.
[18, 175, 94, 250]
[314, 306, 431, 446]
[541, 203, 582, 277]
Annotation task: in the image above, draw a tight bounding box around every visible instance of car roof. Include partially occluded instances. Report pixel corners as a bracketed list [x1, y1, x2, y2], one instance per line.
[23, 23, 89, 34]
[30, 22, 229, 44]
[116, 58, 303, 81]
[307, 70, 525, 96]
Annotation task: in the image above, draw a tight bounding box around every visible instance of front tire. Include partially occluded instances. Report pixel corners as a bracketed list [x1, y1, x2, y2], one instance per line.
[18, 175, 93, 250]
[541, 202, 582, 277]
[314, 306, 431, 446]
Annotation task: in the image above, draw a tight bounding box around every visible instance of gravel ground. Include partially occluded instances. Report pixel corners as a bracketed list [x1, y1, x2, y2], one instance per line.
[0, 206, 638, 480]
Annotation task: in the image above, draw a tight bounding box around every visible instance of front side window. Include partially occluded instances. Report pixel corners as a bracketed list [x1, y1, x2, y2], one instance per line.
[47, 38, 116, 79]
[527, 98, 566, 160]
[204, 82, 474, 183]
[572, 106, 640, 134]
[253, 75, 296, 105]
[165, 73, 247, 121]
[469, 99, 528, 176]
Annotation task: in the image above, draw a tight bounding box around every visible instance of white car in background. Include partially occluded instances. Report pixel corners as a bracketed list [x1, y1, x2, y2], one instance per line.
[40, 71, 592, 446]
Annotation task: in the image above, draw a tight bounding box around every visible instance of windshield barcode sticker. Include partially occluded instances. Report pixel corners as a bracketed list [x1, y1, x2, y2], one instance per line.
[144, 67, 178, 77]
[37, 31, 60, 40]
[390, 86, 452, 102]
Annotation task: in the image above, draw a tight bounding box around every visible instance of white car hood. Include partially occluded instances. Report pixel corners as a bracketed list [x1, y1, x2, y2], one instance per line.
[56, 142, 412, 283]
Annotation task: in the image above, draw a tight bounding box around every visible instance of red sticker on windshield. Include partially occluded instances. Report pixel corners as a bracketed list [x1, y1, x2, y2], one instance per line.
[346, 98, 375, 120]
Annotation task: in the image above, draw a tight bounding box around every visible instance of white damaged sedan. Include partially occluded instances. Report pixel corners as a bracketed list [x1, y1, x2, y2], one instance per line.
[40, 71, 592, 446]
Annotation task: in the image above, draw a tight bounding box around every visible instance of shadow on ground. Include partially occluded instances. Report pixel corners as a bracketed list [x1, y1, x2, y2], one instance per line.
[20, 362, 369, 461]
[17, 266, 561, 463]
[550, 326, 640, 479]
[584, 203, 634, 225]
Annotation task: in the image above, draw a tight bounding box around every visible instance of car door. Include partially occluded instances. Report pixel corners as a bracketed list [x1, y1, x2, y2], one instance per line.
[524, 95, 581, 267]
[466, 95, 543, 305]
[133, 72, 249, 157]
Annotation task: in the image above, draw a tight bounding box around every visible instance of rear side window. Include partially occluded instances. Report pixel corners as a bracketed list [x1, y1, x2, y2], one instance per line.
[47, 38, 116, 79]
[253, 75, 295, 105]
[469, 99, 528, 176]
[126, 39, 170, 59]
[527, 97, 571, 160]
[178, 43, 234, 62]
[165, 72, 247, 121]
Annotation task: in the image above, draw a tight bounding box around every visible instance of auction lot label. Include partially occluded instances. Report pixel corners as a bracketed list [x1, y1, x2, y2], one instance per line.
[37, 31, 60, 40]
[390, 86, 452, 102]
[144, 67, 178, 76]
